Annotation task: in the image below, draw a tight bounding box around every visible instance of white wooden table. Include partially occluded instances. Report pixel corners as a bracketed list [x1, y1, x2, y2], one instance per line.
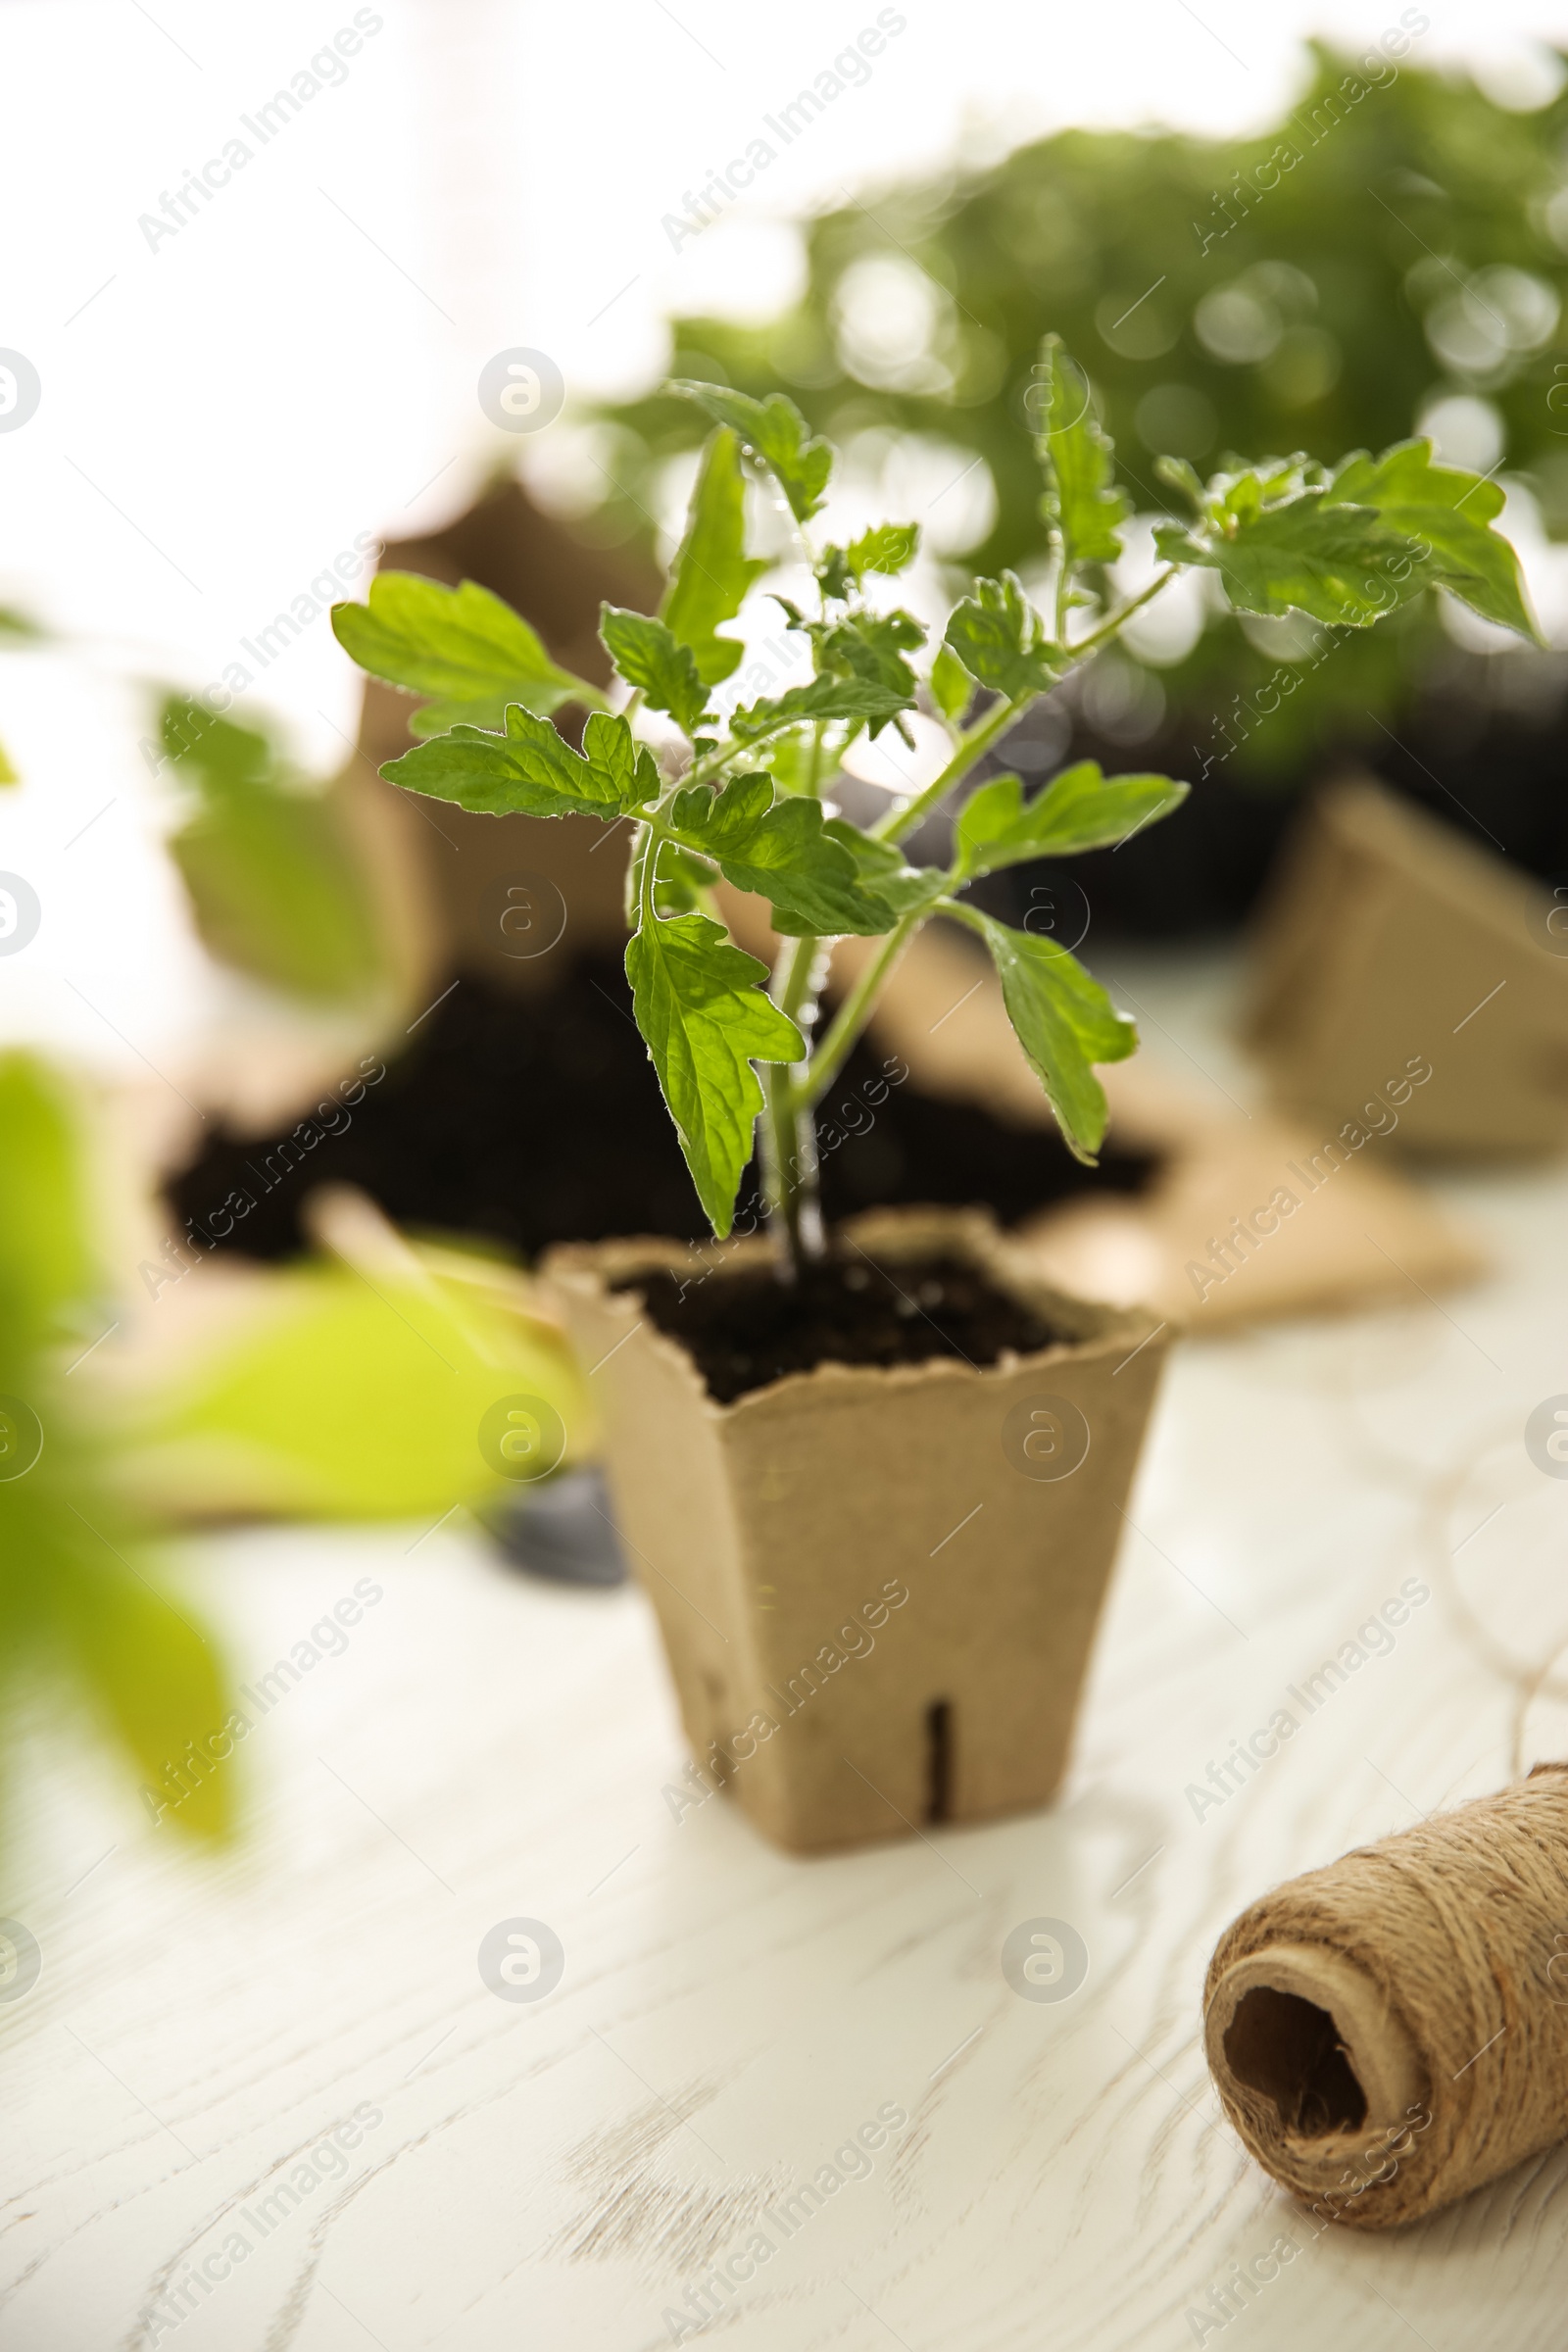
[5, 953, 1568, 2352]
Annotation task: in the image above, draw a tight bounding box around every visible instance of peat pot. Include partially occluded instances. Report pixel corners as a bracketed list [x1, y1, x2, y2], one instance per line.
[1244, 773, 1568, 1157]
[546, 1211, 1170, 1854]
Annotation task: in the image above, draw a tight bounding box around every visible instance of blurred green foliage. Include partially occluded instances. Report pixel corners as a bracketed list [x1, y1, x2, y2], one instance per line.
[591, 43, 1568, 779]
[129, 1240, 591, 1522]
[0, 1054, 231, 1841]
[161, 696, 388, 1001]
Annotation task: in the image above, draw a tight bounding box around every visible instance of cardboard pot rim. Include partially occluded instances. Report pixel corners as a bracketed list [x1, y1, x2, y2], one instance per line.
[544, 1204, 1168, 1420]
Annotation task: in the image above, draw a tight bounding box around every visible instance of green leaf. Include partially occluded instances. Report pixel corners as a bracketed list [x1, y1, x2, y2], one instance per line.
[665, 775, 916, 936]
[661, 428, 767, 686]
[728, 615, 926, 743]
[1152, 442, 1538, 639]
[331, 573, 604, 735]
[819, 609, 925, 715]
[729, 672, 915, 744]
[131, 1245, 587, 1521]
[173, 795, 386, 1004]
[764, 726, 826, 795]
[625, 911, 804, 1236]
[0, 1051, 234, 1847]
[1, 1412, 234, 1841]
[162, 700, 385, 1003]
[849, 521, 919, 577]
[1153, 455, 1206, 515]
[956, 760, 1188, 877]
[600, 606, 710, 736]
[968, 913, 1136, 1163]
[1035, 334, 1129, 572]
[385, 705, 661, 819]
[58, 1555, 233, 1838]
[944, 573, 1066, 699]
[0, 1054, 93, 1362]
[159, 696, 271, 787]
[825, 822, 948, 924]
[1325, 439, 1538, 642]
[818, 522, 920, 599]
[1152, 468, 1415, 629]
[668, 380, 833, 524]
[929, 641, 973, 724]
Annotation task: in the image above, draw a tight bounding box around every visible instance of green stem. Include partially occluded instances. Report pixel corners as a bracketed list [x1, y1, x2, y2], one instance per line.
[1054, 554, 1071, 650]
[872, 694, 1024, 848]
[805, 716, 825, 798]
[684, 712, 796, 789]
[798, 908, 924, 1113]
[1070, 565, 1176, 660]
[760, 1060, 818, 1274]
[758, 712, 832, 1272]
[637, 806, 662, 931]
[937, 894, 989, 942]
[776, 934, 822, 1021]
[870, 567, 1180, 851]
[761, 930, 828, 1273]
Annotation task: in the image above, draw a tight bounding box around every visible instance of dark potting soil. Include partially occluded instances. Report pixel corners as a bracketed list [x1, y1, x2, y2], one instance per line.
[619, 1250, 1063, 1404]
[165, 955, 1162, 1264]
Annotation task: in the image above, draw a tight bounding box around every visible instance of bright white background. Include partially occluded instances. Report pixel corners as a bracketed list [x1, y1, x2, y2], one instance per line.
[1, 0, 1566, 1070]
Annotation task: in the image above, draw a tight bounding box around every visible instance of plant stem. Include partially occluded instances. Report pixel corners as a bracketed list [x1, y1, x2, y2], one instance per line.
[760, 1059, 819, 1274]
[1070, 565, 1176, 660]
[765, 929, 829, 1274]
[935, 894, 989, 942]
[872, 694, 1024, 848]
[774, 932, 822, 1020]
[1054, 556, 1071, 650]
[868, 566, 1180, 854]
[684, 710, 799, 790]
[797, 909, 923, 1113]
[805, 716, 825, 797]
[760, 719, 835, 1271]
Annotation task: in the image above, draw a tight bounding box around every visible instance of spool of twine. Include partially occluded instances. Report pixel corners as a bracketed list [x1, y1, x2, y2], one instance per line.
[1203, 1764, 1568, 2229]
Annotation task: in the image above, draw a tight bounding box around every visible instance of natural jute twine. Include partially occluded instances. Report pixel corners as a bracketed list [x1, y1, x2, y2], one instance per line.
[1203, 1763, 1568, 2228]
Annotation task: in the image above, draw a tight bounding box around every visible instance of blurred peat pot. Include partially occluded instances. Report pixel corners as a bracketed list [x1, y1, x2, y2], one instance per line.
[1244, 772, 1568, 1155]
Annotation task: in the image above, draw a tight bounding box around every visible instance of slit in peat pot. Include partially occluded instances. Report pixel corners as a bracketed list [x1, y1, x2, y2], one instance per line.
[926, 1699, 953, 1825]
[701, 1672, 732, 1788]
[1222, 1984, 1368, 2136]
